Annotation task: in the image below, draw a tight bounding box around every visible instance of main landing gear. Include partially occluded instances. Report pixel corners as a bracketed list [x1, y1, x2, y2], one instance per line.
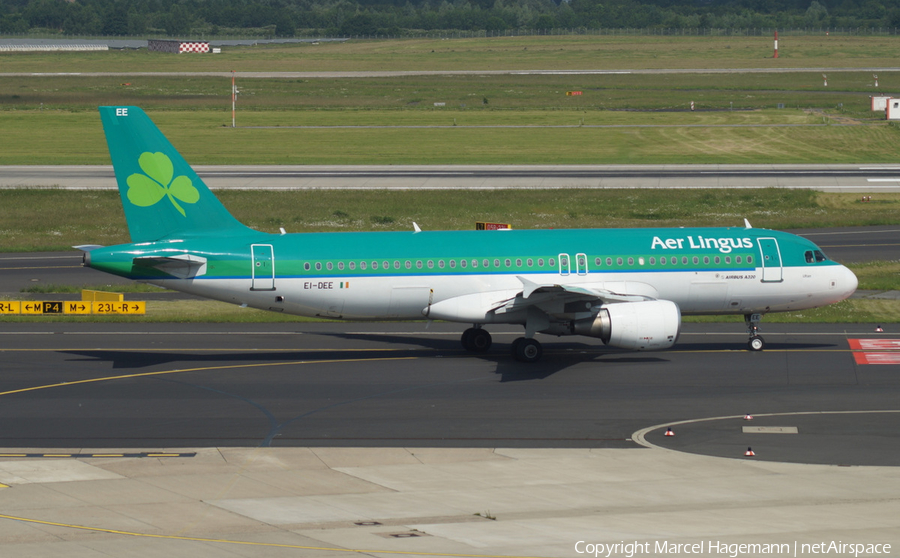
[461, 327, 492, 353]
[460, 327, 544, 363]
[511, 337, 543, 363]
[745, 313, 765, 351]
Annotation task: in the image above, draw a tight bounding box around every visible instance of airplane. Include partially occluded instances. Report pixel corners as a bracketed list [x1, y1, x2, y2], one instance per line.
[80, 106, 859, 363]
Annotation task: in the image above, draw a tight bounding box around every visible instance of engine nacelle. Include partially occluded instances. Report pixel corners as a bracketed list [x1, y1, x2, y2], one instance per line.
[573, 300, 681, 351]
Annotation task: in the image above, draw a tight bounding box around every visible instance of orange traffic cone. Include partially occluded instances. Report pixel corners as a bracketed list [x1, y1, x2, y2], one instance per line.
[664, 428, 674, 437]
[744, 447, 755, 457]
[744, 414, 754, 420]
[876, 325, 884, 333]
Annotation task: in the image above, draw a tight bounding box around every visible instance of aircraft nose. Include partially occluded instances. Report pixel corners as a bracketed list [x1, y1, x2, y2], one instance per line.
[836, 265, 858, 300]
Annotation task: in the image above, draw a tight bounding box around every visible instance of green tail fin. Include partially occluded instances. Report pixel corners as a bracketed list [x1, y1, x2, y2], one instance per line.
[99, 106, 252, 243]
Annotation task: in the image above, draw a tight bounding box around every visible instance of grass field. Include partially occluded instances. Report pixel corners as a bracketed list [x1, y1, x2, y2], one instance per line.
[3, 71, 895, 112]
[1, 108, 898, 165]
[3, 36, 900, 165]
[4, 35, 900, 73]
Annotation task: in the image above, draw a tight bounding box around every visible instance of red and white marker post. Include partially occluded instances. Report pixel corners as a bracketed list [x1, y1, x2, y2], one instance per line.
[773, 30, 779, 59]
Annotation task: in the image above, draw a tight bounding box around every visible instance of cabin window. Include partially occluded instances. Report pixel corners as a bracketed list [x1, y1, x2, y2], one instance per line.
[627, 257, 634, 266]
[327, 262, 333, 271]
[747, 256, 754, 264]
[349, 261, 356, 270]
[416, 260, 423, 269]
[450, 260, 456, 268]
[405, 261, 411, 269]
[428, 260, 434, 269]
[505, 258, 512, 267]
[682, 256, 688, 265]
[538, 258, 545, 267]
[439, 260, 445, 268]
[617, 257, 623, 266]
[549, 258, 556, 267]
[371, 261, 377, 270]
[315, 262, 322, 271]
[461, 260, 467, 268]
[361, 261, 367, 270]
[725, 257, 730, 264]
[693, 256, 699, 265]
[595, 257, 602, 266]
[703, 257, 709, 265]
[736, 256, 742, 264]
[304, 262, 311, 271]
[471, 259, 477, 268]
[494, 259, 501, 268]
[638, 257, 645, 266]
[483, 259, 489, 268]
[527, 258, 534, 267]
[650, 257, 656, 265]
[606, 257, 612, 266]
[714, 256, 720, 264]
[660, 257, 666, 265]
[516, 258, 523, 267]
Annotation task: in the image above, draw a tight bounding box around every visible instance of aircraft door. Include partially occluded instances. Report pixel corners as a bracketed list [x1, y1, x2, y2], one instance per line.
[757, 238, 783, 283]
[251, 244, 276, 291]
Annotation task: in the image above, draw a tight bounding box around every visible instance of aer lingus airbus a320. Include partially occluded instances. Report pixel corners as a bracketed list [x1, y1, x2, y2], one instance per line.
[80, 106, 858, 362]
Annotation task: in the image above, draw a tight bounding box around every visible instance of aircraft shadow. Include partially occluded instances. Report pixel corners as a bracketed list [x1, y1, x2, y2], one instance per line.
[314, 331, 671, 382]
[60, 348, 429, 370]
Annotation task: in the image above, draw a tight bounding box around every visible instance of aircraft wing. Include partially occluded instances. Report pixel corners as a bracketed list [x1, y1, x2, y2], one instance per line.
[517, 276, 653, 303]
[425, 276, 659, 324]
[132, 254, 208, 279]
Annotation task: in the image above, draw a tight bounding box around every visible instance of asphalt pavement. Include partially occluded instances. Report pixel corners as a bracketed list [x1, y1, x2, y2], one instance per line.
[6, 164, 900, 192]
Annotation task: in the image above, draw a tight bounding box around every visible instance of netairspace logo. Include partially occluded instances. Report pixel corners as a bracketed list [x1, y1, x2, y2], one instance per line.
[574, 540, 892, 558]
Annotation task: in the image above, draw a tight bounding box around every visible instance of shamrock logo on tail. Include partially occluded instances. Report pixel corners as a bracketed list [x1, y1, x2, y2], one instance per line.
[126, 152, 200, 217]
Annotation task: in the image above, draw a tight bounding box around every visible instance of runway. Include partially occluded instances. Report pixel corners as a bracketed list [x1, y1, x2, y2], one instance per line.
[1, 321, 898, 467]
[6, 164, 900, 192]
[6, 67, 900, 77]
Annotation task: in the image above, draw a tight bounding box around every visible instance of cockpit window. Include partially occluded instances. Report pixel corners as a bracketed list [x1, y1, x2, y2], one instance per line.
[805, 250, 828, 263]
[814, 250, 827, 262]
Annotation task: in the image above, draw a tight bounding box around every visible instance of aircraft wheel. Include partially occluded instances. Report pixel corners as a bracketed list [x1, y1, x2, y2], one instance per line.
[469, 329, 492, 352]
[462, 328, 491, 353]
[461, 328, 476, 351]
[748, 335, 765, 352]
[512, 337, 543, 363]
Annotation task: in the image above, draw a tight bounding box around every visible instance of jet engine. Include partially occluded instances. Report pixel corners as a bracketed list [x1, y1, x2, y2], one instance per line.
[572, 300, 681, 350]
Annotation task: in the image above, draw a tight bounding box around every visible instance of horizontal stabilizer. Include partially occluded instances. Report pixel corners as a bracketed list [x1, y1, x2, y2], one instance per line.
[133, 254, 207, 279]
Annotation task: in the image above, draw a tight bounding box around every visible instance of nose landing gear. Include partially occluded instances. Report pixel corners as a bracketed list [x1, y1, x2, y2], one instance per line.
[745, 313, 765, 351]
